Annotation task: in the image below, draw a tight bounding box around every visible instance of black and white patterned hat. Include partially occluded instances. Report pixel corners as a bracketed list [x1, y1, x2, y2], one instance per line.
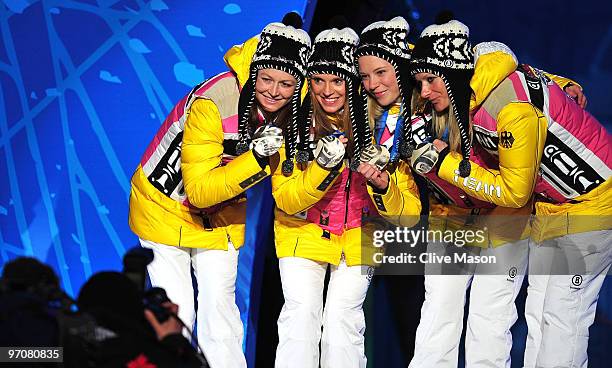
[410, 19, 474, 177]
[299, 28, 371, 169]
[355, 16, 414, 162]
[307, 27, 360, 79]
[236, 22, 311, 175]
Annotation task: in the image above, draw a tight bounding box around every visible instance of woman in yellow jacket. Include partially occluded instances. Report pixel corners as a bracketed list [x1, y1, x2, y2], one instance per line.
[128, 22, 311, 367]
[409, 19, 611, 368]
[355, 17, 425, 226]
[271, 27, 421, 368]
[355, 15, 566, 368]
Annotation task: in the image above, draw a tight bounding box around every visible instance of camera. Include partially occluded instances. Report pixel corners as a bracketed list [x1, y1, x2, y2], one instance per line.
[143, 287, 171, 323]
[122, 246, 173, 323]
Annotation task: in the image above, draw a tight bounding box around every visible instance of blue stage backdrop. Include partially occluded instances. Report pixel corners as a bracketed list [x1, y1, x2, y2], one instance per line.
[0, 0, 311, 363]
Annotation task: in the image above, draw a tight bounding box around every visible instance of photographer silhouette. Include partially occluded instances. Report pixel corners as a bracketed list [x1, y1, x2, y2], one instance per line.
[75, 270, 207, 367]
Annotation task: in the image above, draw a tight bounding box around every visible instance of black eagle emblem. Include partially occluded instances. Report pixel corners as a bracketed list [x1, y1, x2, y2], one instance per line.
[500, 131, 515, 148]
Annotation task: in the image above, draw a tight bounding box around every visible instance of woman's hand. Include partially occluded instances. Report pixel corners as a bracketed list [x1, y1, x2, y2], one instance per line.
[432, 139, 448, 152]
[564, 84, 587, 108]
[357, 162, 389, 191]
[144, 302, 183, 341]
[338, 135, 349, 148]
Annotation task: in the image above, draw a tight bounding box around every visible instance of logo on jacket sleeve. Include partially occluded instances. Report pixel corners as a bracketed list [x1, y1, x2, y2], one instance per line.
[499, 131, 515, 148]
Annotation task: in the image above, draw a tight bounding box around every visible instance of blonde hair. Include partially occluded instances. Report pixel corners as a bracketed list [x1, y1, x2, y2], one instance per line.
[410, 90, 470, 152]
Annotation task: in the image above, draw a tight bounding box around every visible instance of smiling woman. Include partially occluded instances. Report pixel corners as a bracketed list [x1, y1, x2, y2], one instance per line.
[358, 55, 401, 108]
[353, 16, 421, 221]
[309, 73, 353, 154]
[310, 74, 346, 113]
[128, 21, 311, 368]
[270, 26, 412, 368]
[254, 69, 297, 113]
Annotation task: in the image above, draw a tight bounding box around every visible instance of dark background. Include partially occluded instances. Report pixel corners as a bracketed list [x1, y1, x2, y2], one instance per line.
[309, 0, 612, 125]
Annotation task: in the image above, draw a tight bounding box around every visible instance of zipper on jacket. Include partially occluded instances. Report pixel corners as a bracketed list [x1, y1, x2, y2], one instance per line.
[343, 169, 352, 228]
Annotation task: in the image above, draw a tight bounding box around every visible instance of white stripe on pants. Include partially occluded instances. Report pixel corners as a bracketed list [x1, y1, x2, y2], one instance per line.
[140, 239, 246, 368]
[409, 239, 529, 368]
[533, 229, 612, 368]
[275, 256, 371, 368]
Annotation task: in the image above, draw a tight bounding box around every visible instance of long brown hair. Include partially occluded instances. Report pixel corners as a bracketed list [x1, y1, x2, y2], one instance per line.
[310, 89, 354, 155]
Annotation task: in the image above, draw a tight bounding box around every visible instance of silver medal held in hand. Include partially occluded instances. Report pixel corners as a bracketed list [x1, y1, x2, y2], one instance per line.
[410, 142, 439, 175]
[250, 124, 284, 157]
[360, 145, 390, 170]
[314, 136, 345, 169]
